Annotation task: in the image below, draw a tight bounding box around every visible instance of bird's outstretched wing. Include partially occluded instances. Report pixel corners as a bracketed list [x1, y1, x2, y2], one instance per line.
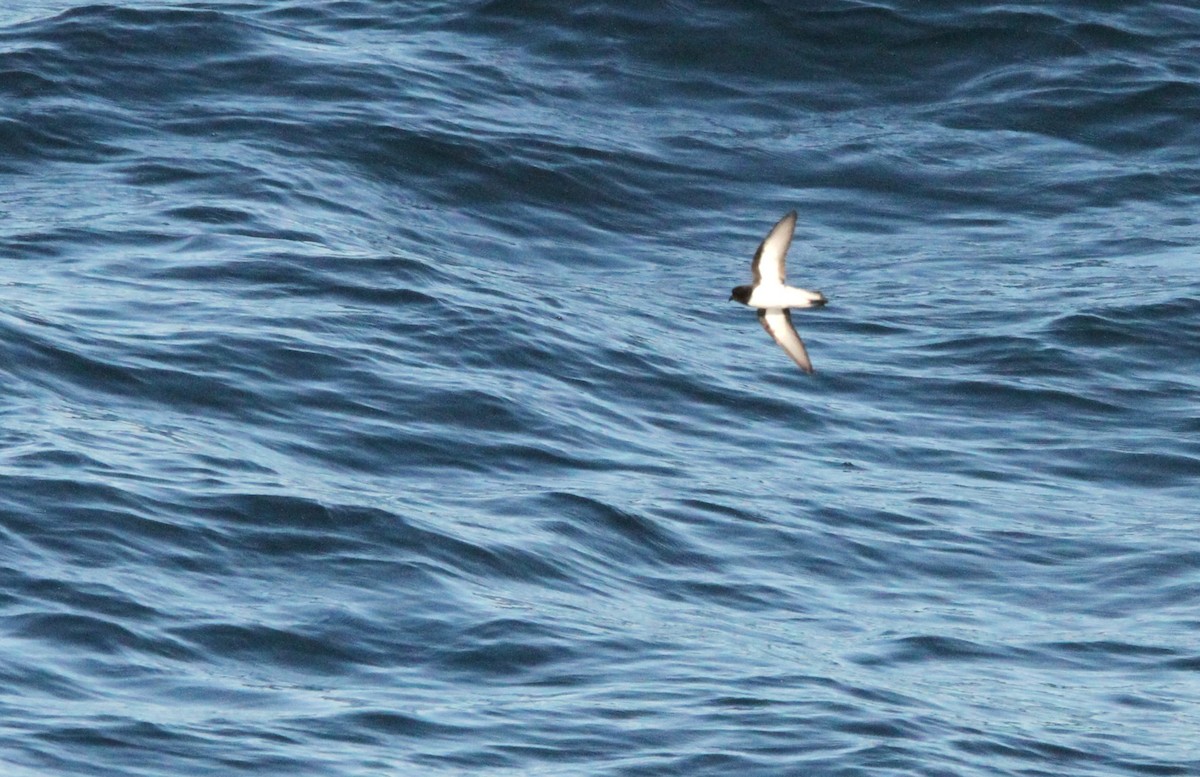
[758, 307, 814, 373]
[750, 210, 797, 287]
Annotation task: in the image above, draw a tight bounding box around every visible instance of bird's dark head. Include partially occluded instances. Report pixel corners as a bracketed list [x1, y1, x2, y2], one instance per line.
[729, 285, 752, 304]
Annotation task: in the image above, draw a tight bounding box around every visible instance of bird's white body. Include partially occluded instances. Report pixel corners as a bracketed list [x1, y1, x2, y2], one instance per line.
[744, 284, 826, 309]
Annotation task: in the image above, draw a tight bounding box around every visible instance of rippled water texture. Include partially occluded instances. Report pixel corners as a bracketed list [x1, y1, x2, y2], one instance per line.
[2, 2, 1199, 775]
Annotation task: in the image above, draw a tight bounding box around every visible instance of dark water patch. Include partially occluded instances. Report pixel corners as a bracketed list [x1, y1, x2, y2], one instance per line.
[1107, 692, 1180, 711]
[194, 492, 578, 590]
[396, 386, 531, 434]
[437, 616, 576, 681]
[0, 111, 130, 167]
[3, 7, 263, 118]
[171, 621, 380, 675]
[953, 732, 1106, 771]
[0, 59, 65, 100]
[6, 447, 106, 473]
[12, 574, 158, 622]
[983, 529, 1128, 570]
[0, 475, 213, 568]
[1049, 297, 1200, 353]
[924, 333, 1092, 379]
[945, 75, 1200, 154]
[1044, 448, 1200, 489]
[903, 374, 1128, 423]
[0, 313, 262, 415]
[30, 719, 320, 777]
[535, 491, 715, 573]
[1039, 640, 1178, 671]
[165, 205, 255, 225]
[1, 225, 178, 260]
[309, 709, 466, 743]
[142, 252, 437, 296]
[713, 506, 938, 589]
[1062, 549, 1200, 617]
[1163, 656, 1200, 672]
[29, 6, 255, 61]
[11, 611, 191, 661]
[262, 0, 467, 33]
[118, 160, 222, 187]
[0, 658, 87, 703]
[858, 634, 1012, 667]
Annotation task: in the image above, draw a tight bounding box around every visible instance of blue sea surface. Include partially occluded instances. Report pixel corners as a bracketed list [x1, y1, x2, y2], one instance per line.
[2, 1, 1199, 775]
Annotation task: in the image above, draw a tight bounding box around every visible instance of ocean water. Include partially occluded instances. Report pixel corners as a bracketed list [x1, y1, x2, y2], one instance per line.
[2, 1, 1199, 774]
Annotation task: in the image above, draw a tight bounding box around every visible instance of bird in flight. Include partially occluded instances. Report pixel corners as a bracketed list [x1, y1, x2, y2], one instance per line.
[729, 211, 827, 374]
